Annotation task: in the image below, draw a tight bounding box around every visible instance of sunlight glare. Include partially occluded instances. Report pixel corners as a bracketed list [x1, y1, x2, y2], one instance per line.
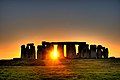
[50, 45, 59, 60]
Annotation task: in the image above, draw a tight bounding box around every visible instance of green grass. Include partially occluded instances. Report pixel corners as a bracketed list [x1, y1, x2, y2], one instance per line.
[0, 59, 120, 80]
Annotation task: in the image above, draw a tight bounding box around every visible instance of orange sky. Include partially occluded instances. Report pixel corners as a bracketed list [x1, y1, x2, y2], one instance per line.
[0, 35, 120, 59]
[0, 0, 120, 59]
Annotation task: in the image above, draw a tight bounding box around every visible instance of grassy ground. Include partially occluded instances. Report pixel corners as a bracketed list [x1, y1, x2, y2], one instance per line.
[0, 59, 120, 80]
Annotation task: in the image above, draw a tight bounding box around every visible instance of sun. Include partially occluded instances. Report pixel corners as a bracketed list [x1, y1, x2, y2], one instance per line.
[50, 46, 59, 60]
[50, 50, 59, 60]
[51, 51, 59, 60]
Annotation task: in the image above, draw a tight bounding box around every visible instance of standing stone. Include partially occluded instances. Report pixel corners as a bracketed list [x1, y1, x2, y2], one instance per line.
[26, 45, 30, 59]
[57, 44, 64, 59]
[103, 48, 108, 59]
[21, 45, 26, 59]
[37, 45, 43, 60]
[26, 43, 36, 59]
[41, 43, 47, 59]
[30, 45, 36, 59]
[97, 45, 102, 59]
[45, 44, 54, 59]
[78, 42, 86, 58]
[90, 45, 97, 58]
[83, 44, 90, 58]
[66, 44, 76, 59]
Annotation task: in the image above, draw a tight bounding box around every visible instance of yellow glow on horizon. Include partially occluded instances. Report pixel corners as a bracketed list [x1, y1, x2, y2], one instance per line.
[0, 36, 120, 60]
[64, 45, 66, 57]
[50, 45, 59, 60]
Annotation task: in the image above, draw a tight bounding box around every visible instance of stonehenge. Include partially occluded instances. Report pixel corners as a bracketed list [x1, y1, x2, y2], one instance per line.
[21, 41, 109, 60]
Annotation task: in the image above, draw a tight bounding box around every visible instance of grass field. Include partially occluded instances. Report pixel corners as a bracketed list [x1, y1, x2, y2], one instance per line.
[0, 59, 120, 80]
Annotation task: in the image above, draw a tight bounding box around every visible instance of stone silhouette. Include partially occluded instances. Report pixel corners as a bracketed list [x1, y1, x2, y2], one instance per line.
[21, 43, 35, 60]
[21, 41, 109, 60]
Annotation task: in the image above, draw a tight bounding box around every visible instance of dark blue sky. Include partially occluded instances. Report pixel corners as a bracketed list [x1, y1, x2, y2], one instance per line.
[0, 0, 120, 58]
